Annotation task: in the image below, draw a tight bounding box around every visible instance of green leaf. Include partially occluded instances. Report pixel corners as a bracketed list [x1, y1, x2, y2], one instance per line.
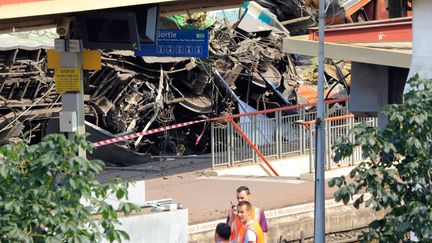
[383, 142, 396, 153]
[0, 164, 7, 178]
[328, 178, 336, 187]
[365, 198, 373, 208]
[70, 178, 78, 189]
[109, 208, 118, 219]
[396, 221, 411, 233]
[102, 209, 110, 219]
[32, 204, 40, 214]
[369, 219, 381, 229]
[124, 203, 131, 214]
[414, 115, 425, 125]
[347, 184, 356, 195]
[406, 137, 422, 149]
[335, 177, 343, 187]
[116, 188, 125, 200]
[118, 230, 130, 240]
[368, 137, 376, 146]
[353, 195, 363, 209]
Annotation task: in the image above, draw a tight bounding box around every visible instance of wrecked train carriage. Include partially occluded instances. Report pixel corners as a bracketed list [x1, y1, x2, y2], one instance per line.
[0, 47, 229, 157]
[87, 52, 234, 156]
[0, 48, 60, 144]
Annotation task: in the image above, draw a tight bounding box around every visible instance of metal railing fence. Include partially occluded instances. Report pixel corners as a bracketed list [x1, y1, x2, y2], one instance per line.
[211, 102, 377, 172]
[308, 115, 378, 173]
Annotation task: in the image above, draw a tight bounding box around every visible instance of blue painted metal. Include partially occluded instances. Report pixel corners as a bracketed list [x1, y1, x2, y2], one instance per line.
[135, 29, 209, 58]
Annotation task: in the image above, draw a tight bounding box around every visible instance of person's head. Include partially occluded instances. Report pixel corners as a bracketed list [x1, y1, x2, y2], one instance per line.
[236, 186, 251, 203]
[237, 201, 252, 224]
[214, 223, 231, 242]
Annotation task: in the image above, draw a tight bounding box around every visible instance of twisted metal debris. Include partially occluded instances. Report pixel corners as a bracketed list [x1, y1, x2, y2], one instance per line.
[0, 5, 349, 164]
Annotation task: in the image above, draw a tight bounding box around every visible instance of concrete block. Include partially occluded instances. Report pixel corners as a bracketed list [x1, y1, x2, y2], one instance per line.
[102, 208, 188, 243]
[326, 207, 354, 233]
[81, 180, 146, 211]
[105, 180, 146, 209]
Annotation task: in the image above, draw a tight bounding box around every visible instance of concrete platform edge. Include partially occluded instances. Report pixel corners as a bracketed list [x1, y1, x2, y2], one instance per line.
[188, 193, 367, 235]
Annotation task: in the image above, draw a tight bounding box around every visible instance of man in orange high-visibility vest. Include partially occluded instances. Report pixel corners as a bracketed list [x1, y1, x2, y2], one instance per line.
[236, 201, 264, 243]
[227, 186, 268, 243]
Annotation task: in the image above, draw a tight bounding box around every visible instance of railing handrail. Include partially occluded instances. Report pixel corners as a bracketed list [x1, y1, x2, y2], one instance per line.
[302, 114, 354, 126]
[208, 97, 349, 122]
[210, 100, 375, 173]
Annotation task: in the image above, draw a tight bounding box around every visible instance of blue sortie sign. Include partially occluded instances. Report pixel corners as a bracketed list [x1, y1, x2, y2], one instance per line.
[135, 29, 209, 58]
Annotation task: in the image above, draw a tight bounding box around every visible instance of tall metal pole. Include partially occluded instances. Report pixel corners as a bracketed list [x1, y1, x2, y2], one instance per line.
[55, 38, 86, 157]
[314, 0, 326, 242]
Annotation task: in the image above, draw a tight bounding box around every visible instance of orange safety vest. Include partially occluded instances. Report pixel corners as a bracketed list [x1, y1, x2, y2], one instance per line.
[237, 220, 264, 243]
[228, 206, 262, 243]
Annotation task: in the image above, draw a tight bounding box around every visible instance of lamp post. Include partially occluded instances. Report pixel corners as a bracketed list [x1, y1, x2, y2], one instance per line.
[314, 0, 326, 242]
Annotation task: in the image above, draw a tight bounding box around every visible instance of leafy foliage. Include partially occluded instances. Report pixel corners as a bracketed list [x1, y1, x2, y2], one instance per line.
[329, 75, 432, 242]
[0, 134, 140, 242]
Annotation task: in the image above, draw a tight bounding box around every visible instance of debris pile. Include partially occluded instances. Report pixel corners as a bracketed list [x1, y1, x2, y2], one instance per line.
[0, 2, 350, 165]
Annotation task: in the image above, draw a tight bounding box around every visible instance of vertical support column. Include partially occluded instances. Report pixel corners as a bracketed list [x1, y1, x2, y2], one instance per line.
[300, 108, 305, 155]
[325, 102, 329, 116]
[325, 103, 331, 169]
[276, 111, 281, 159]
[227, 123, 233, 167]
[211, 122, 215, 170]
[325, 120, 331, 170]
[314, 0, 326, 241]
[345, 100, 350, 115]
[309, 127, 314, 174]
[252, 115, 258, 163]
[57, 39, 86, 157]
[350, 116, 355, 166]
[406, 0, 432, 90]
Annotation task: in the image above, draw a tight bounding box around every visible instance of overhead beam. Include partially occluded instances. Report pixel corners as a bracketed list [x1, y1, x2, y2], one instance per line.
[308, 17, 412, 43]
[0, 0, 244, 33]
[160, 0, 243, 16]
[0, 0, 176, 20]
[283, 38, 411, 68]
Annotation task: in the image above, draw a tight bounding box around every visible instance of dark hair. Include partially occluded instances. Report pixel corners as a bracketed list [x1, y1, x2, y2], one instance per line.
[215, 223, 231, 240]
[236, 186, 250, 195]
[237, 200, 252, 211]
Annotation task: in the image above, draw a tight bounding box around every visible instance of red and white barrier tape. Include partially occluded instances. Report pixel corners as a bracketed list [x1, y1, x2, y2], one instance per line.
[92, 119, 206, 147]
[92, 97, 350, 148]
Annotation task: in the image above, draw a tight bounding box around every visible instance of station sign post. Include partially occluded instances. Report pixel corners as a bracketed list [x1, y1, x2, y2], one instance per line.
[135, 29, 209, 58]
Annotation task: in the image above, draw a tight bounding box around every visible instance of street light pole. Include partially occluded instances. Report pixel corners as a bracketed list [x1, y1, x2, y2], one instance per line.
[314, 0, 326, 242]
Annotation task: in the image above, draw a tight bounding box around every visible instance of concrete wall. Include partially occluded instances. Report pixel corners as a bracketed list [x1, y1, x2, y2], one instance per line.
[102, 208, 188, 243]
[104, 180, 146, 210]
[268, 205, 386, 242]
[350, 62, 389, 128]
[81, 180, 146, 211]
[189, 204, 386, 243]
[407, 0, 432, 84]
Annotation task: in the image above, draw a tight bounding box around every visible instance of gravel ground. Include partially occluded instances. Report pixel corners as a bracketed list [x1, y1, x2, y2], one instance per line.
[283, 228, 366, 243]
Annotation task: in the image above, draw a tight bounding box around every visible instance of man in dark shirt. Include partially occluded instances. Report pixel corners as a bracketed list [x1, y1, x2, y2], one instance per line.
[227, 186, 268, 242]
[215, 223, 231, 243]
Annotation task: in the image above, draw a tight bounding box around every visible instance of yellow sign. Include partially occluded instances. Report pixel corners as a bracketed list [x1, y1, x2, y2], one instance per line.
[47, 49, 61, 69]
[54, 68, 81, 93]
[82, 50, 102, 70]
[47, 50, 101, 70]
